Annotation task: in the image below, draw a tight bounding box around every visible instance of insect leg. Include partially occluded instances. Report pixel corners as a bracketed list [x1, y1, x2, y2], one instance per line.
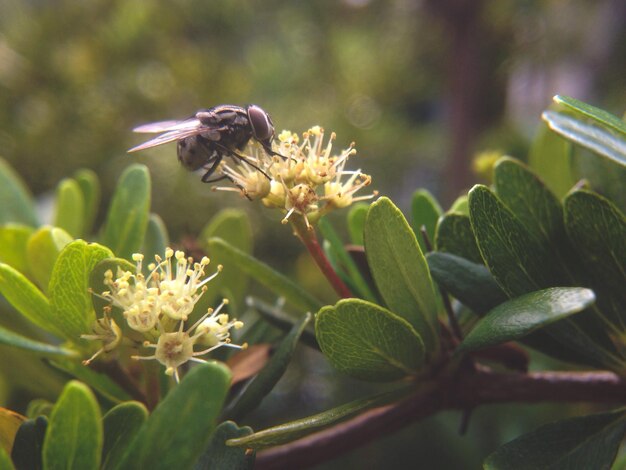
[215, 143, 271, 180]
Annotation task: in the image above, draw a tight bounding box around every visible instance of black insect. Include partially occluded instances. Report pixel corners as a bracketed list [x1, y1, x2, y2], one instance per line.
[128, 104, 278, 183]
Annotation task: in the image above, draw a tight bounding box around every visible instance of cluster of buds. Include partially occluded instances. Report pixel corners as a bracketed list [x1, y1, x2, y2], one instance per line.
[214, 127, 377, 228]
[82, 248, 245, 382]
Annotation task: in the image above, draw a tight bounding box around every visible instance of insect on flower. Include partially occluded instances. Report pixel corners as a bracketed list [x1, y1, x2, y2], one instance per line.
[128, 104, 281, 184]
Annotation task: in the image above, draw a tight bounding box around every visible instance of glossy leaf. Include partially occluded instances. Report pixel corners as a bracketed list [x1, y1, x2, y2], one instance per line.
[564, 190, 626, 329]
[410, 188, 442, 253]
[426, 252, 506, 315]
[26, 226, 73, 293]
[227, 387, 410, 449]
[113, 363, 231, 470]
[208, 237, 323, 314]
[434, 212, 483, 264]
[458, 287, 595, 354]
[142, 213, 169, 263]
[364, 197, 438, 352]
[553, 95, 626, 136]
[0, 224, 33, 275]
[347, 202, 369, 245]
[74, 169, 100, 235]
[11, 416, 47, 470]
[201, 209, 253, 311]
[0, 157, 39, 227]
[0, 324, 78, 358]
[195, 421, 254, 470]
[43, 381, 103, 470]
[528, 122, 574, 198]
[542, 110, 626, 167]
[493, 157, 565, 249]
[52, 178, 85, 238]
[315, 298, 424, 381]
[102, 402, 148, 470]
[0, 407, 26, 455]
[48, 240, 113, 339]
[225, 313, 312, 421]
[484, 408, 626, 470]
[101, 164, 151, 260]
[0, 263, 61, 337]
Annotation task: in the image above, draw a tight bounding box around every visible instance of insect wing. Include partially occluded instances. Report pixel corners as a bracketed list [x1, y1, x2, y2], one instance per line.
[128, 126, 206, 152]
[132, 118, 201, 133]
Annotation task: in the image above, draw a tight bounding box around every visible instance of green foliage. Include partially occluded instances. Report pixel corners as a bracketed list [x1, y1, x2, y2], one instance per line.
[0, 158, 39, 227]
[196, 422, 255, 470]
[101, 402, 148, 470]
[410, 188, 442, 253]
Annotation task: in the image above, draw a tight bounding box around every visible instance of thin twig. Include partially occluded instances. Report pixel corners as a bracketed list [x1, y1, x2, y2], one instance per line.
[255, 368, 626, 469]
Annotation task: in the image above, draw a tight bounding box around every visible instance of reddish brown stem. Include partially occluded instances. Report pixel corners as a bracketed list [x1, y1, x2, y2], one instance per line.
[255, 368, 626, 469]
[290, 216, 353, 299]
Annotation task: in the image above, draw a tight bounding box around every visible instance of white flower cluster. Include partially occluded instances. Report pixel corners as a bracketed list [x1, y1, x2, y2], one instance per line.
[82, 248, 244, 382]
[215, 127, 377, 228]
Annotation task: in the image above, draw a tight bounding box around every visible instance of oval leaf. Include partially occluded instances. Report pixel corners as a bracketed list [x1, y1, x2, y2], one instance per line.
[484, 408, 626, 470]
[101, 164, 151, 260]
[364, 197, 438, 352]
[0, 224, 34, 275]
[434, 212, 483, 264]
[347, 203, 369, 245]
[410, 188, 442, 253]
[196, 421, 254, 470]
[528, 122, 574, 198]
[52, 178, 85, 238]
[74, 169, 100, 235]
[113, 363, 231, 470]
[43, 381, 102, 470]
[102, 402, 148, 470]
[26, 226, 73, 293]
[315, 298, 424, 381]
[49, 240, 113, 339]
[458, 287, 595, 354]
[141, 213, 169, 263]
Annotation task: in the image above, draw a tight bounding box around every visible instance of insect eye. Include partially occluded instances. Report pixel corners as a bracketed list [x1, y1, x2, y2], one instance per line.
[247, 105, 274, 142]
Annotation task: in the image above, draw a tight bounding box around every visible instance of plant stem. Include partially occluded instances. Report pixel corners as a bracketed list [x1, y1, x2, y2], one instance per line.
[290, 215, 353, 298]
[255, 368, 626, 469]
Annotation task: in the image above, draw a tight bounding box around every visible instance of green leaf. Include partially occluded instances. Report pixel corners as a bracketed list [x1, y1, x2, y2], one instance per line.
[458, 287, 595, 354]
[227, 387, 412, 449]
[101, 164, 151, 260]
[74, 169, 100, 235]
[364, 197, 438, 352]
[224, 313, 312, 421]
[553, 95, 626, 136]
[468, 185, 561, 297]
[113, 363, 231, 470]
[196, 421, 254, 470]
[89, 257, 136, 322]
[0, 224, 34, 274]
[410, 188, 442, 253]
[208, 237, 323, 314]
[347, 202, 369, 245]
[449, 195, 469, 215]
[0, 157, 39, 227]
[0, 263, 61, 337]
[318, 218, 377, 303]
[493, 157, 565, 249]
[434, 212, 483, 264]
[43, 381, 102, 470]
[26, 226, 73, 293]
[0, 324, 78, 358]
[102, 402, 148, 470]
[11, 416, 47, 470]
[48, 240, 113, 339]
[52, 178, 85, 238]
[542, 110, 626, 167]
[201, 209, 253, 311]
[564, 190, 626, 330]
[49, 359, 132, 404]
[484, 408, 626, 470]
[142, 213, 169, 262]
[315, 298, 424, 381]
[426, 252, 507, 315]
[528, 122, 574, 198]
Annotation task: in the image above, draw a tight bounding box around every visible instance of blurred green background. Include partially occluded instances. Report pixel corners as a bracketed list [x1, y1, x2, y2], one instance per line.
[0, 0, 624, 468]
